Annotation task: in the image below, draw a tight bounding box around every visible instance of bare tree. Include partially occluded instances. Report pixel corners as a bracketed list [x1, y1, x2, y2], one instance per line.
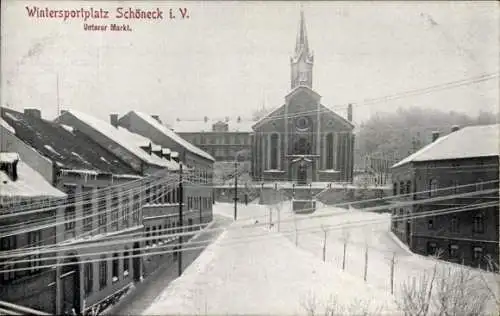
[398, 250, 494, 316]
[301, 293, 382, 316]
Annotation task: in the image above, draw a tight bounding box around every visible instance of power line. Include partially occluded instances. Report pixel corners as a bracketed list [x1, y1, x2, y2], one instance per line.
[1, 200, 496, 272]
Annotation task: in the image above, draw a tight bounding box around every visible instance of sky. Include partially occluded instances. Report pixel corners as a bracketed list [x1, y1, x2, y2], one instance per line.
[1, 1, 499, 126]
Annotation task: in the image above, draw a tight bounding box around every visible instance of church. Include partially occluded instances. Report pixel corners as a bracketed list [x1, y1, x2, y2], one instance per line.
[251, 11, 355, 185]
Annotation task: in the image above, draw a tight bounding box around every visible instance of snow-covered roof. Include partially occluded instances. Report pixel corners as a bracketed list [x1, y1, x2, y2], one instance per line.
[0, 118, 15, 133]
[171, 118, 254, 133]
[392, 124, 500, 168]
[0, 152, 20, 163]
[65, 110, 179, 170]
[1, 158, 66, 198]
[2, 107, 139, 175]
[131, 111, 215, 162]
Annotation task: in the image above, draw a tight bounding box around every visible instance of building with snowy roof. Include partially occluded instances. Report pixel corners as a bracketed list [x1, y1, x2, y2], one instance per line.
[0, 152, 66, 314]
[116, 110, 215, 224]
[55, 109, 213, 303]
[171, 116, 253, 162]
[1, 107, 198, 314]
[390, 124, 499, 270]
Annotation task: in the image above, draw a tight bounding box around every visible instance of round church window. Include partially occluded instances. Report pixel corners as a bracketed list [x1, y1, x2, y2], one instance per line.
[296, 117, 309, 130]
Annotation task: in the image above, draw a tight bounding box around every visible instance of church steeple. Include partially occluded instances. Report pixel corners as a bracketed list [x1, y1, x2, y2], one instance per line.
[290, 10, 314, 90]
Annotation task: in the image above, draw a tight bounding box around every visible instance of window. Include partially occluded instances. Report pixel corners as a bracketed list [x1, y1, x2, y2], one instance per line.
[325, 133, 334, 169]
[64, 185, 76, 231]
[428, 218, 434, 230]
[146, 227, 151, 246]
[123, 250, 129, 277]
[473, 246, 483, 261]
[152, 226, 157, 244]
[452, 179, 459, 194]
[473, 213, 484, 233]
[145, 188, 151, 204]
[98, 188, 107, 230]
[151, 185, 158, 204]
[122, 196, 130, 227]
[393, 182, 398, 196]
[224, 135, 230, 144]
[450, 216, 459, 233]
[84, 263, 93, 296]
[270, 134, 279, 170]
[406, 181, 411, 195]
[427, 242, 437, 256]
[99, 257, 107, 289]
[399, 181, 405, 195]
[449, 244, 459, 258]
[476, 179, 484, 192]
[27, 231, 42, 274]
[429, 179, 438, 197]
[82, 186, 93, 232]
[112, 253, 119, 283]
[188, 218, 194, 232]
[133, 193, 140, 224]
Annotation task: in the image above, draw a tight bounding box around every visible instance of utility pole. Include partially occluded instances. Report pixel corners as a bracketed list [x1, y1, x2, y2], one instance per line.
[178, 163, 184, 277]
[234, 161, 238, 221]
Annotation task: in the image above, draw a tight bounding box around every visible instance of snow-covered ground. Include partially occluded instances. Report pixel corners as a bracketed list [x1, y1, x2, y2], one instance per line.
[143, 203, 399, 315]
[144, 202, 500, 315]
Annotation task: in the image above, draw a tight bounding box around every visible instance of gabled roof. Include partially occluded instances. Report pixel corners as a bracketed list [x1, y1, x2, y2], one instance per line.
[252, 100, 353, 131]
[1, 107, 138, 175]
[171, 118, 254, 133]
[61, 110, 179, 170]
[392, 124, 500, 168]
[1, 157, 66, 198]
[129, 111, 215, 162]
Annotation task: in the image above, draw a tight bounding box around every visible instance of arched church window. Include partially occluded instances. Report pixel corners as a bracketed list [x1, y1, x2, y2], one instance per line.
[270, 134, 279, 170]
[295, 137, 311, 155]
[326, 133, 334, 169]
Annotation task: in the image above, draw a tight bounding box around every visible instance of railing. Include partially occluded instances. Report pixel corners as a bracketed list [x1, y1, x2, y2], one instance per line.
[0, 300, 51, 316]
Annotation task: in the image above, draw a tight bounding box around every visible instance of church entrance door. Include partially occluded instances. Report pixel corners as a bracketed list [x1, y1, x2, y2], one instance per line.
[297, 164, 307, 185]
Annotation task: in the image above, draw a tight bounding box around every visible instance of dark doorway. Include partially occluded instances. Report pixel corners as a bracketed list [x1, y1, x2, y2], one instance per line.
[132, 242, 141, 282]
[61, 256, 80, 315]
[298, 164, 307, 185]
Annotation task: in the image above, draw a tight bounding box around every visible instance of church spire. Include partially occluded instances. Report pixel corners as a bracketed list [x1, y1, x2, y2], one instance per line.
[295, 10, 310, 58]
[290, 10, 314, 90]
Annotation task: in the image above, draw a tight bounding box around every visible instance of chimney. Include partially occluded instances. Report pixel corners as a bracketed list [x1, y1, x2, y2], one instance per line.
[151, 145, 162, 158]
[432, 131, 440, 142]
[110, 114, 119, 128]
[451, 125, 460, 132]
[204, 116, 208, 123]
[24, 108, 41, 119]
[151, 115, 162, 124]
[237, 116, 241, 123]
[347, 104, 353, 122]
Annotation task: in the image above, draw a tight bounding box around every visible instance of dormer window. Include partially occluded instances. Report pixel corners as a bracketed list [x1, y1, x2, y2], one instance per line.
[0, 153, 20, 181]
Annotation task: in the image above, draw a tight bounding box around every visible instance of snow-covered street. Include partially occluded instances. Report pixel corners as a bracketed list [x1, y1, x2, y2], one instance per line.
[144, 202, 500, 315]
[144, 203, 398, 315]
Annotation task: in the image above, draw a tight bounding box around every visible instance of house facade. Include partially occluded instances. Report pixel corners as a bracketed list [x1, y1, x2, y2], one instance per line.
[0, 152, 66, 314]
[1, 107, 201, 314]
[171, 116, 253, 162]
[251, 12, 355, 184]
[391, 125, 499, 270]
